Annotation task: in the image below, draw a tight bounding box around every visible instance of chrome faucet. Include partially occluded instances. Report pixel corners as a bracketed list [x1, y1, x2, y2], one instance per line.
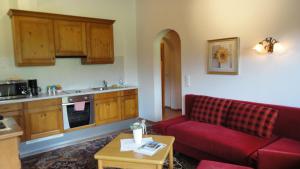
[103, 80, 108, 88]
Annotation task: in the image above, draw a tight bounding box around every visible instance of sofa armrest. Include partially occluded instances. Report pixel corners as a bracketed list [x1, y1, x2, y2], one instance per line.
[258, 149, 300, 169]
[152, 116, 188, 135]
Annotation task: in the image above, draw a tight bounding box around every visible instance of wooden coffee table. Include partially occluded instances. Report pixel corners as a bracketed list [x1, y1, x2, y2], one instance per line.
[94, 133, 175, 169]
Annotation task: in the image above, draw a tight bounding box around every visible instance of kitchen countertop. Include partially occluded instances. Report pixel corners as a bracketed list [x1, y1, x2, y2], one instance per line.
[0, 86, 138, 105]
[0, 117, 23, 140]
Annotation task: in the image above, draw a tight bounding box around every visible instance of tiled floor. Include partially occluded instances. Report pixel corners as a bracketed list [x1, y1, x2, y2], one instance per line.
[163, 107, 182, 120]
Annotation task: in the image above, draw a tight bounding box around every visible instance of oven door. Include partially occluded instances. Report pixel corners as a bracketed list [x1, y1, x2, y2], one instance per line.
[62, 102, 94, 130]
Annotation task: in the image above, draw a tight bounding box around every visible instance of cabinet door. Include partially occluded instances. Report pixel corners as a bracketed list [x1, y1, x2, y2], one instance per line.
[54, 20, 87, 56]
[26, 107, 63, 140]
[11, 16, 55, 66]
[95, 97, 121, 125]
[0, 103, 25, 141]
[122, 95, 139, 120]
[83, 23, 114, 64]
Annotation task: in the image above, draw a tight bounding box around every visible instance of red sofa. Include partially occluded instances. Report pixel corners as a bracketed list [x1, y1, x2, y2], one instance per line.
[153, 94, 300, 169]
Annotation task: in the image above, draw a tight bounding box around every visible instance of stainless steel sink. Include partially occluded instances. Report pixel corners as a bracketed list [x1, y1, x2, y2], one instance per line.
[91, 86, 127, 91]
[91, 87, 107, 91]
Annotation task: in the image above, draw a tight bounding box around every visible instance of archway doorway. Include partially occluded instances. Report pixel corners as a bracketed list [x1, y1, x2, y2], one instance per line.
[160, 30, 182, 120]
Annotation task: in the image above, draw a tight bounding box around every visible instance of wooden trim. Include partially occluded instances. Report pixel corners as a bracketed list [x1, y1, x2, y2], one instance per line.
[25, 106, 61, 114]
[82, 58, 114, 64]
[30, 130, 62, 140]
[160, 43, 166, 115]
[207, 37, 239, 42]
[122, 89, 137, 96]
[56, 55, 86, 58]
[95, 91, 122, 100]
[207, 71, 239, 75]
[25, 98, 61, 110]
[8, 9, 115, 25]
[0, 103, 22, 113]
[101, 160, 159, 169]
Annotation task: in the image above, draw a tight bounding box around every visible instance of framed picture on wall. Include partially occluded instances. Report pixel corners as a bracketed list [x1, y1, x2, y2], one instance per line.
[207, 37, 240, 75]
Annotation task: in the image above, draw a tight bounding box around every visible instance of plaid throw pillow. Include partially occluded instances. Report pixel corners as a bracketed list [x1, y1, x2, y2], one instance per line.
[191, 96, 232, 125]
[226, 102, 278, 138]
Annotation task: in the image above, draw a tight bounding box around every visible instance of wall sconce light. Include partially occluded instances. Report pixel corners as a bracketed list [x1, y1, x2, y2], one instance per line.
[254, 37, 283, 53]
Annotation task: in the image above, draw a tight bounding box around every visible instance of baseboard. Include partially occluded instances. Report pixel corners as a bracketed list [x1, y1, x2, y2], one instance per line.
[165, 106, 182, 111]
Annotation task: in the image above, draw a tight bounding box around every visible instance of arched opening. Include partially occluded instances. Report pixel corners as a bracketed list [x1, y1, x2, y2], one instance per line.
[153, 29, 182, 121]
[161, 30, 182, 119]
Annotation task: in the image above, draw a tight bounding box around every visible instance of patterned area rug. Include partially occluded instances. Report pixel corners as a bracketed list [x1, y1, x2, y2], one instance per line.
[22, 133, 198, 169]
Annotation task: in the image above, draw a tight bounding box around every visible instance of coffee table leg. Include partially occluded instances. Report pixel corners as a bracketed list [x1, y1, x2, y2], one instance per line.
[157, 164, 163, 169]
[98, 160, 103, 169]
[169, 146, 174, 169]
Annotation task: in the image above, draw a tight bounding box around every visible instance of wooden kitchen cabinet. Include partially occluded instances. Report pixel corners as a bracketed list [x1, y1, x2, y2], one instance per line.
[94, 90, 139, 126]
[82, 22, 115, 64]
[122, 94, 139, 120]
[9, 15, 55, 66]
[24, 99, 63, 140]
[0, 103, 25, 140]
[94, 96, 122, 125]
[54, 20, 87, 57]
[9, 9, 115, 66]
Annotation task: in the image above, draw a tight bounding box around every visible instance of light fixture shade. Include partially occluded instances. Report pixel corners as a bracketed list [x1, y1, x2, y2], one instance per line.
[254, 37, 283, 54]
[254, 43, 264, 53]
[274, 42, 284, 53]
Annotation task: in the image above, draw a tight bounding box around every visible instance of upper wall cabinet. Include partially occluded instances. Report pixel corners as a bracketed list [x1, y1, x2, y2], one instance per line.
[82, 23, 114, 64]
[10, 16, 56, 66]
[54, 20, 87, 57]
[8, 9, 115, 66]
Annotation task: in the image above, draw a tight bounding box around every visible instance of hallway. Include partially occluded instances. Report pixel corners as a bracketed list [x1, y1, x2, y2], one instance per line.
[162, 107, 182, 120]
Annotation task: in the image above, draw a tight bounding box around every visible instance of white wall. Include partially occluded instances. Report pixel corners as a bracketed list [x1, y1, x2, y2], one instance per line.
[0, 0, 137, 91]
[137, 0, 300, 121]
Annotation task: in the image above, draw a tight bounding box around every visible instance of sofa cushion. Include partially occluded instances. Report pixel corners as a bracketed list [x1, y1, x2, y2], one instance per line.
[151, 116, 188, 135]
[260, 138, 300, 154]
[257, 138, 300, 169]
[197, 160, 253, 169]
[191, 96, 232, 125]
[167, 121, 276, 163]
[226, 102, 278, 138]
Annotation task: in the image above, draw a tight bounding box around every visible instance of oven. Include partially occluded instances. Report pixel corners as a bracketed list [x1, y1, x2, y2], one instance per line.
[62, 95, 94, 130]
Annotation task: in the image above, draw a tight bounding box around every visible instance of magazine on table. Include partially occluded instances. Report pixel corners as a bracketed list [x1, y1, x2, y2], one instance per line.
[120, 137, 153, 152]
[134, 141, 166, 156]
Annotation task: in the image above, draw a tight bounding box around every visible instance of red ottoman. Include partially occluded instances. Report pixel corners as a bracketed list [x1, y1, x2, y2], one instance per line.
[197, 160, 253, 169]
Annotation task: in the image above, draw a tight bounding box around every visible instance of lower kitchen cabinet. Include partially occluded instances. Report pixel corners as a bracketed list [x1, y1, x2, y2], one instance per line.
[0, 89, 138, 141]
[24, 99, 63, 140]
[122, 94, 138, 120]
[94, 89, 139, 125]
[0, 103, 25, 141]
[94, 97, 122, 125]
